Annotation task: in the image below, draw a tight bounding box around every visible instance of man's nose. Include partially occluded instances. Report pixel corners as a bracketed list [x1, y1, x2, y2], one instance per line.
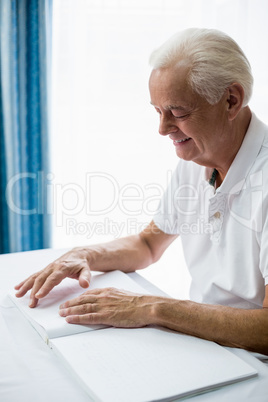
[158, 114, 177, 136]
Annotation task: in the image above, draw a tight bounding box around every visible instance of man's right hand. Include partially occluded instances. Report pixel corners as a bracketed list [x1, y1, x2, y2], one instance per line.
[14, 221, 177, 308]
[14, 248, 91, 308]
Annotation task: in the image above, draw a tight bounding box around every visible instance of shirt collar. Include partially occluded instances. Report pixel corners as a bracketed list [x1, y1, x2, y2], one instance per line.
[206, 113, 267, 195]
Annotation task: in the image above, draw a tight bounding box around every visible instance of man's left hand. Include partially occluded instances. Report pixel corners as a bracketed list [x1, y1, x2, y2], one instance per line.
[59, 288, 156, 328]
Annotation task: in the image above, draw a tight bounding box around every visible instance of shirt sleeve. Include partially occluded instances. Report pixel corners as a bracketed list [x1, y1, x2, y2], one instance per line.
[153, 162, 182, 235]
[259, 199, 268, 286]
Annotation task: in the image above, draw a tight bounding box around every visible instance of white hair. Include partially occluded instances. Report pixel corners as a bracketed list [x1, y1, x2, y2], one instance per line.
[149, 28, 253, 106]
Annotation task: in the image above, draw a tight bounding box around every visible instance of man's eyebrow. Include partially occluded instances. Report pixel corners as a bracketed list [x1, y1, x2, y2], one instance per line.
[166, 105, 187, 111]
[150, 102, 187, 111]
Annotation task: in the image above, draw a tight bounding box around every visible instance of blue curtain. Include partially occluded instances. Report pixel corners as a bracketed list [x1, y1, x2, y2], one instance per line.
[0, 0, 52, 253]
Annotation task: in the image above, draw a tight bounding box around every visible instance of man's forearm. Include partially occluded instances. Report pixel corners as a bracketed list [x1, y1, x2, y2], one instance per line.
[73, 220, 177, 274]
[74, 234, 154, 273]
[58, 286, 268, 355]
[153, 298, 268, 355]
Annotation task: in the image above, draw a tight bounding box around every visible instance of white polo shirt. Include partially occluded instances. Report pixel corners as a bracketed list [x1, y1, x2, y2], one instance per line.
[154, 113, 268, 309]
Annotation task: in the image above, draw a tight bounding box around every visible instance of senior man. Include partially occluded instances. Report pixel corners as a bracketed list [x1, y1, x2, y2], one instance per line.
[15, 28, 268, 355]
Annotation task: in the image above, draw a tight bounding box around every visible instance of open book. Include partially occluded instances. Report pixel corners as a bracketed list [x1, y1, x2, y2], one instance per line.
[9, 270, 257, 402]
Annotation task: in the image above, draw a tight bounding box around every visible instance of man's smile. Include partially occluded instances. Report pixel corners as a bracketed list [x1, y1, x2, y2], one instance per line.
[174, 137, 191, 143]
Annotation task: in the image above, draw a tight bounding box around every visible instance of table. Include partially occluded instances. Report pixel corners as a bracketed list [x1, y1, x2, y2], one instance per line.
[0, 247, 268, 402]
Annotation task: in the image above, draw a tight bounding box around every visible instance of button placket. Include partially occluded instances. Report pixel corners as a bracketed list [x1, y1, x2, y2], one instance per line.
[208, 194, 226, 242]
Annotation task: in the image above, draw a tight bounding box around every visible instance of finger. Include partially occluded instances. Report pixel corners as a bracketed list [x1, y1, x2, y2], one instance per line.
[78, 266, 91, 289]
[60, 287, 115, 308]
[14, 281, 26, 290]
[14, 274, 34, 291]
[30, 273, 47, 297]
[29, 296, 39, 308]
[29, 270, 68, 308]
[59, 293, 98, 309]
[34, 270, 67, 299]
[15, 275, 41, 297]
[65, 313, 104, 325]
[59, 303, 98, 317]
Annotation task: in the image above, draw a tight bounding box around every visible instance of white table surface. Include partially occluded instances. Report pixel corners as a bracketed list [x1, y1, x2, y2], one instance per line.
[0, 247, 268, 402]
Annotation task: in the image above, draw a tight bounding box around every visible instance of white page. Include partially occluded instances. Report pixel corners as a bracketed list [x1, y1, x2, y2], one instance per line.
[51, 327, 257, 402]
[9, 270, 150, 341]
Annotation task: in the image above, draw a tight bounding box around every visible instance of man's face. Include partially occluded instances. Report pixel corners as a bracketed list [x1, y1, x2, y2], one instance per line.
[149, 65, 231, 169]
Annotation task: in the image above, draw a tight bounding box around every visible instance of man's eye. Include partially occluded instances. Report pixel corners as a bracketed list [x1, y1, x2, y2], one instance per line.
[173, 113, 189, 119]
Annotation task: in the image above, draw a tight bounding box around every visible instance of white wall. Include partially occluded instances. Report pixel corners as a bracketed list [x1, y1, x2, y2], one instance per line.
[50, 0, 268, 298]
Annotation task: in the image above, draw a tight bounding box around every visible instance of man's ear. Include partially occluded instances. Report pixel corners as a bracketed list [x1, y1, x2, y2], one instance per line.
[226, 83, 245, 121]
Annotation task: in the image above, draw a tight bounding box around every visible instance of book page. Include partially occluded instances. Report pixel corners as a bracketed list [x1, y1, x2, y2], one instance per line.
[51, 326, 257, 402]
[9, 270, 151, 341]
